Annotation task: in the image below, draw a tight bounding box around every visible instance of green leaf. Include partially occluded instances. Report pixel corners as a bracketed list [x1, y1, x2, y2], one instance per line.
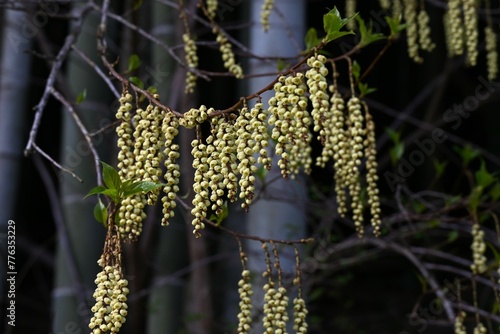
[352, 61, 361, 81]
[445, 195, 461, 207]
[210, 203, 229, 226]
[101, 188, 120, 203]
[308, 287, 325, 302]
[493, 302, 500, 315]
[385, 127, 401, 143]
[385, 16, 406, 36]
[122, 181, 165, 197]
[304, 28, 322, 51]
[469, 187, 482, 211]
[489, 182, 500, 201]
[475, 161, 495, 189]
[93, 198, 108, 226]
[84, 185, 107, 199]
[101, 161, 121, 191]
[76, 89, 87, 104]
[453, 144, 480, 167]
[276, 58, 290, 71]
[356, 16, 385, 47]
[115, 211, 121, 227]
[447, 230, 459, 243]
[129, 76, 144, 89]
[412, 201, 425, 214]
[390, 142, 405, 165]
[128, 54, 141, 72]
[323, 7, 355, 42]
[133, 0, 143, 11]
[428, 219, 440, 228]
[358, 82, 377, 97]
[323, 7, 354, 34]
[256, 164, 268, 182]
[147, 86, 158, 94]
[121, 179, 134, 190]
[432, 159, 447, 179]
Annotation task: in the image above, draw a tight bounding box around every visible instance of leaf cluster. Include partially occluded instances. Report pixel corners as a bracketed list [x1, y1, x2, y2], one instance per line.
[85, 161, 164, 225]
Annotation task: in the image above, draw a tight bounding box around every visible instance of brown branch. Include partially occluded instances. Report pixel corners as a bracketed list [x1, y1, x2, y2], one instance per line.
[209, 41, 363, 117]
[90, 1, 208, 80]
[326, 236, 456, 321]
[24, 3, 94, 156]
[358, 37, 394, 83]
[50, 89, 103, 186]
[71, 45, 120, 99]
[32, 143, 83, 183]
[175, 194, 314, 245]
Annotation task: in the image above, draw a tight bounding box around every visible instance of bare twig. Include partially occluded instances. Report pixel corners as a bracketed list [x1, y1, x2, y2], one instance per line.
[325, 236, 456, 321]
[32, 143, 83, 183]
[24, 3, 94, 156]
[50, 89, 103, 186]
[71, 45, 120, 99]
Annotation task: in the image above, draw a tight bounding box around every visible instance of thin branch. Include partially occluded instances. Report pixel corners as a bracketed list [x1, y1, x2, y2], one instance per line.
[50, 89, 103, 186]
[24, 3, 94, 156]
[424, 263, 500, 290]
[449, 300, 500, 323]
[71, 45, 120, 99]
[329, 236, 456, 321]
[32, 143, 83, 183]
[410, 247, 472, 268]
[175, 195, 314, 245]
[90, 2, 208, 80]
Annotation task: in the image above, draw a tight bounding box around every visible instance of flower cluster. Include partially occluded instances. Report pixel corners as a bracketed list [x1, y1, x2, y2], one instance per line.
[262, 283, 290, 333]
[191, 138, 210, 237]
[235, 107, 258, 211]
[417, 8, 435, 52]
[117, 196, 147, 239]
[454, 311, 467, 334]
[485, 26, 498, 81]
[306, 54, 329, 141]
[470, 223, 487, 275]
[89, 263, 129, 333]
[161, 113, 180, 226]
[474, 323, 487, 334]
[345, 0, 356, 29]
[116, 93, 135, 181]
[206, 115, 239, 215]
[292, 297, 308, 334]
[205, 0, 218, 20]
[330, 90, 349, 216]
[183, 33, 199, 93]
[462, 0, 478, 66]
[179, 105, 209, 128]
[133, 102, 164, 205]
[117, 97, 165, 240]
[307, 62, 379, 233]
[249, 101, 271, 170]
[260, 0, 274, 32]
[403, 0, 422, 63]
[364, 107, 381, 236]
[446, 0, 464, 57]
[391, 0, 403, 20]
[213, 26, 244, 79]
[269, 73, 312, 178]
[347, 96, 365, 235]
[378, 0, 390, 9]
[236, 269, 253, 334]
